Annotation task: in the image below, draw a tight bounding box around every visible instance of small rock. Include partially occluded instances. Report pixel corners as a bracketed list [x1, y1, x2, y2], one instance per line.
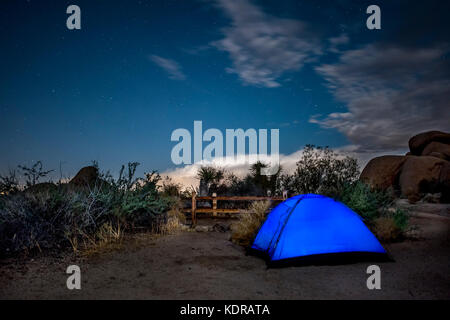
[212, 223, 230, 232]
[179, 224, 191, 231]
[195, 225, 211, 232]
[421, 193, 441, 203]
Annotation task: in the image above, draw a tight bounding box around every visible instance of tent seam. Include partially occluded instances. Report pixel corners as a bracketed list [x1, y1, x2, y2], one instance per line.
[268, 197, 303, 260]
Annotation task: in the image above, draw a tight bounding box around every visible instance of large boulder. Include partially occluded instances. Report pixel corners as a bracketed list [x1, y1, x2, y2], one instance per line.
[360, 155, 407, 190]
[421, 141, 450, 161]
[69, 166, 99, 186]
[408, 131, 450, 155]
[398, 156, 448, 203]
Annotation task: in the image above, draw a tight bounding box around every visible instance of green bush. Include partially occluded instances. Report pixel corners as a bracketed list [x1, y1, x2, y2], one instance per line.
[291, 145, 360, 196]
[338, 182, 409, 241]
[391, 208, 409, 232]
[339, 181, 392, 221]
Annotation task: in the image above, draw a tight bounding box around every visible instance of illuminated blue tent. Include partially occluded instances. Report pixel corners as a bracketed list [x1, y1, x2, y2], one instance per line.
[250, 194, 389, 266]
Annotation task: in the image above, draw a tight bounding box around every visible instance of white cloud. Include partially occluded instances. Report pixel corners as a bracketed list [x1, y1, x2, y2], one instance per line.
[212, 0, 321, 87]
[162, 152, 294, 189]
[150, 55, 186, 80]
[162, 145, 395, 189]
[313, 44, 450, 152]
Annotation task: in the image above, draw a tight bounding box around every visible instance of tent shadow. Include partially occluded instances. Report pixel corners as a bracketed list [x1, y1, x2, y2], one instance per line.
[246, 248, 394, 269]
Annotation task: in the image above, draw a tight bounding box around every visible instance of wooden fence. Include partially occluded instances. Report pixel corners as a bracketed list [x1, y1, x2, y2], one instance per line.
[184, 193, 286, 225]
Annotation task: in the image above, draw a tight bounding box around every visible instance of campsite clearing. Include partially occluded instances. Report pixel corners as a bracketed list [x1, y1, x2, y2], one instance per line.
[0, 215, 449, 299]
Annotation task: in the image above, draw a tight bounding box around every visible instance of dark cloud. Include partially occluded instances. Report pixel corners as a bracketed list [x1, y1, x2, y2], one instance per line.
[312, 43, 450, 152]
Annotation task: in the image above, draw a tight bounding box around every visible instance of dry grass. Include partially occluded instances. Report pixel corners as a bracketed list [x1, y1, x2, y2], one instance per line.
[231, 200, 271, 247]
[68, 201, 187, 256]
[68, 221, 124, 256]
[373, 217, 402, 242]
[157, 200, 187, 235]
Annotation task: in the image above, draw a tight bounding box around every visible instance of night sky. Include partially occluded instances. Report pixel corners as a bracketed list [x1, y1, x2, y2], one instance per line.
[1, 0, 449, 182]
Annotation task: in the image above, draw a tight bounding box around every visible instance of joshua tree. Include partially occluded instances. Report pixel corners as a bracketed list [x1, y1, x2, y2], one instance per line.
[196, 166, 225, 195]
[250, 161, 281, 196]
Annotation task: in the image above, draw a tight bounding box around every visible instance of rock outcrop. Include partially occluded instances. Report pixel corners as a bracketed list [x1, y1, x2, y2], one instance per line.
[69, 166, 99, 186]
[408, 131, 450, 156]
[421, 141, 450, 160]
[360, 156, 406, 190]
[398, 156, 446, 202]
[360, 130, 450, 203]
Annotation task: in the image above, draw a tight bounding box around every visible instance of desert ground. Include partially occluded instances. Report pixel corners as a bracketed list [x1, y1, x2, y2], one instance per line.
[1, 208, 449, 300]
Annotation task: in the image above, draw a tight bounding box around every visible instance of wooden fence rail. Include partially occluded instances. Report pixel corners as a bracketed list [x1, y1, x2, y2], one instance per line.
[184, 193, 286, 225]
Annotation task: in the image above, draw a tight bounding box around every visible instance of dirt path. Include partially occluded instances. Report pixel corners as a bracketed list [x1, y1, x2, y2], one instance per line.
[1, 216, 449, 300]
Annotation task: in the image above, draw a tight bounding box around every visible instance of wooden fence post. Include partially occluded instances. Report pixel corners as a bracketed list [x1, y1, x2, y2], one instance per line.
[183, 196, 284, 222]
[192, 192, 197, 226]
[212, 193, 217, 217]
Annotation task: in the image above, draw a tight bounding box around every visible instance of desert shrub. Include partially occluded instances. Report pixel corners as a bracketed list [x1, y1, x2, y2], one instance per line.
[290, 145, 359, 196]
[0, 162, 174, 257]
[276, 173, 294, 197]
[70, 221, 124, 255]
[0, 190, 75, 254]
[391, 208, 409, 232]
[0, 169, 19, 194]
[18, 161, 54, 187]
[373, 209, 409, 242]
[113, 175, 171, 228]
[158, 199, 186, 235]
[225, 174, 261, 196]
[339, 181, 392, 221]
[373, 217, 401, 241]
[72, 166, 172, 230]
[231, 200, 271, 247]
[339, 182, 409, 241]
[160, 176, 183, 197]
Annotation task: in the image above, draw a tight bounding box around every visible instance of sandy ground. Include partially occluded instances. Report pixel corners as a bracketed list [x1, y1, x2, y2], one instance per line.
[1, 215, 449, 300]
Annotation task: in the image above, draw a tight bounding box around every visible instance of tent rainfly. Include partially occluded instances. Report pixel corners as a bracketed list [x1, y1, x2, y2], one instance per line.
[250, 194, 391, 267]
